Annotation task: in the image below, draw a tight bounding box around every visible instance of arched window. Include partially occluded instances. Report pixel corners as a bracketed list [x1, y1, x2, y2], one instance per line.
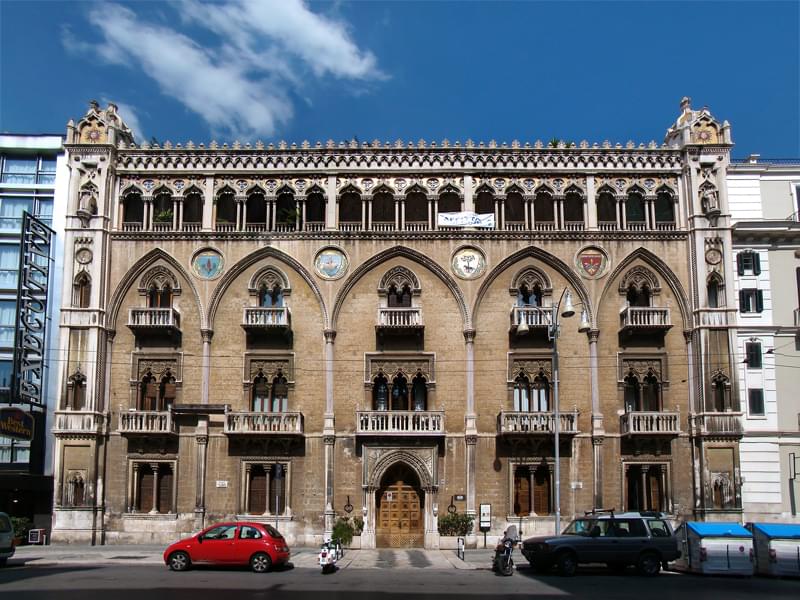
[216, 189, 237, 226]
[373, 373, 389, 411]
[65, 472, 86, 507]
[258, 283, 283, 307]
[73, 272, 91, 308]
[139, 370, 158, 411]
[405, 189, 427, 224]
[66, 368, 87, 410]
[624, 371, 641, 413]
[438, 189, 461, 213]
[505, 191, 525, 225]
[513, 374, 530, 412]
[305, 190, 325, 224]
[412, 373, 427, 411]
[183, 189, 203, 226]
[655, 190, 674, 223]
[246, 189, 267, 226]
[252, 371, 269, 411]
[159, 369, 177, 411]
[626, 190, 646, 223]
[271, 373, 288, 412]
[534, 190, 555, 222]
[372, 191, 394, 224]
[276, 191, 295, 229]
[626, 283, 651, 307]
[475, 189, 494, 215]
[532, 370, 550, 412]
[123, 190, 144, 225]
[564, 189, 584, 223]
[391, 374, 409, 410]
[711, 372, 729, 412]
[338, 189, 361, 224]
[597, 190, 617, 223]
[518, 283, 543, 307]
[148, 283, 172, 308]
[153, 189, 173, 225]
[707, 274, 723, 308]
[641, 371, 661, 412]
[387, 284, 412, 308]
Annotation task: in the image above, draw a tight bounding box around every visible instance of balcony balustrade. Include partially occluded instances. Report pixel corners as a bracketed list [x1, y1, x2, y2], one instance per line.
[372, 222, 395, 232]
[274, 224, 296, 233]
[152, 222, 172, 232]
[356, 410, 444, 436]
[405, 221, 428, 231]
[224, 410, 304, 435]
[510, 305, 556, 333]
[244, 223, 268, 232]
[305, 222, 325, 232]
[533, 222, 557, 231]
[119, 410, 176, 435]
[505, 221, 525, 231]
[692, 412, 743, 437]
[215, 222, 237, 232]
[122, 222, 143, 232]
[598, 221, 618, 231]
[655, 222, 676, 231]
[697, 309, 731, 327]
[619, 306, 671, 333]
[627, 221, 648, 231]
[339, 222, 361, 232]
[564, 221, 585, 231]
[497, 411, 579, 435]
[182, 222, 202, 232]
[620, 411, 680, 436]
[376, 307, 423, 329]
[52, 410, 108, 436]
[242, 306, 291, 331]
[127, 307, 180, 334]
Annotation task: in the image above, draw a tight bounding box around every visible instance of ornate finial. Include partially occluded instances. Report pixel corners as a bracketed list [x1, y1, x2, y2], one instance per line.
[680, 96, 691, 112]
[89, 99, 100, 110]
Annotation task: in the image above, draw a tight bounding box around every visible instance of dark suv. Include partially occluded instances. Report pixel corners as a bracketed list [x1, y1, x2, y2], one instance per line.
[520, 511, 680, 576]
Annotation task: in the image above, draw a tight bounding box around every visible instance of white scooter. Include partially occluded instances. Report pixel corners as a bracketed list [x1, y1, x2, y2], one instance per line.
[319, 538, 343, 574]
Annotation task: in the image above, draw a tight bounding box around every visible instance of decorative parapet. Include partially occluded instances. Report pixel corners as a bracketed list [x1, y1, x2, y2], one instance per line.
[620, 411, 680, 436]
[497, 411, 579, 435]
[223, 410, 304, 435]
[356, 411, 444, 436]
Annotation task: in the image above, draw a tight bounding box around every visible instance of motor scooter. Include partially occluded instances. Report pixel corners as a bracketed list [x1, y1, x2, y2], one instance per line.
[492, 525, 518, 576]
[319, 537, 343, 574]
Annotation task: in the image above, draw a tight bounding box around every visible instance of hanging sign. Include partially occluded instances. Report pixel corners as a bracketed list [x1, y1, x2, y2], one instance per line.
[437, 211, 495, 228]
[0, 407, 35, 441]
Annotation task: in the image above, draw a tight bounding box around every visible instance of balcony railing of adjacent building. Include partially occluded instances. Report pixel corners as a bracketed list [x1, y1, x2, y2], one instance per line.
[510, 306, 556, 332]
[242, 307, 291, 331]
[127, 308, 180, 333]
[52, 410, 108, 436]
[223, 410, 304, 435]
[692, 412, 743, 437]
[376, 307, 423, 329]
[356, 410, 445, 436]
[497, 411, 579, 435]
[794, 308, 800, 328]
[697, 309, 732, 328]
[620, 411, 681, 436]
[619, 306, 671, 331]
[119, 410, 177, 435]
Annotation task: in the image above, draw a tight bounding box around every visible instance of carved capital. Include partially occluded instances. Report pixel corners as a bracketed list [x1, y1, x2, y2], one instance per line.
[465, 434, 478, 446]
[587, 328, 600, 343]
[196, 435, 208, 446]
[463, 329, 476, 343]
[201, 329, 214, 343]
[592, 437, 604, 446]
[323, 435, 336, 445]
[324, 329, 337, 343]
[683, 329, 694, 344]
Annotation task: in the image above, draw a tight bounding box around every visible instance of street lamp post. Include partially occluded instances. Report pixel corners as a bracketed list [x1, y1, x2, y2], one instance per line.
[516, 288, 589, 535]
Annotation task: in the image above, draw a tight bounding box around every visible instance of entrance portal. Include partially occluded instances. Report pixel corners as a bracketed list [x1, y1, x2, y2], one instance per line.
[375, 463, 423, 548]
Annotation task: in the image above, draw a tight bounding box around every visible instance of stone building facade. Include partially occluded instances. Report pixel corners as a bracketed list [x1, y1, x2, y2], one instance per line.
[51, 99, 744, 546]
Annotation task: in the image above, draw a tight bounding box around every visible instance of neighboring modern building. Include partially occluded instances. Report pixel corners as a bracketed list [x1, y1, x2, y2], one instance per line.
[0, 133, 67, 532]
[51, 99, 743, 546]
[728, 156, 800, 522]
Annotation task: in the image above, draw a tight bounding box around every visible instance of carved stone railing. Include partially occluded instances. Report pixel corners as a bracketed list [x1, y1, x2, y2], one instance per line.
[405, 221, 428, 231]
[224, 410, 304, 435]
[52, 410, 108, 436]
[372, 222, 395, 232]
[620, 411, 680, 435]
[274, 224, 296, 233]
[215, 222, 237, 232]
[697, 309, 731, 327]
[356, 411, 444, 435]
[510, 305, 555, 331]
[564, 221, 585, 231]
[122, 222, 143, 232]
[655, 222, 676, 231]
[242, 307, 291, 330]
[376, 307, 423, 328]
[598, 221, 618, 231]
[339, 222, 361, 232]
[152, 222, 172, 232]
[119, 410, 176, 435]
[244, 223, 268, 232]
[533, 222, 556, 231]
[305, 222, 325, 232]
[620, 306, 671, 330]
[627, 221, 647, 231]
[128, 308, 180, 332]
[182, 222, 202, 232]
[692, 412, 743, 437]
[497, 411, 579, 435]
[505, 221, 525, 231]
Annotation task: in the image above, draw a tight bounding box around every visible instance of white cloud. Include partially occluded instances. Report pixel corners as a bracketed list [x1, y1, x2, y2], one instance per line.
[106, 99, 146, 143]
[68, 1, 384, 139]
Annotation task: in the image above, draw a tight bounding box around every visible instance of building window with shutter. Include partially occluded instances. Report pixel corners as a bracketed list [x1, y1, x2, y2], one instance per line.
[748, 389, 765, 416]
[736, 250, 761, 276]
[739, 288, 763, 313]
[131, 462, 175, 514]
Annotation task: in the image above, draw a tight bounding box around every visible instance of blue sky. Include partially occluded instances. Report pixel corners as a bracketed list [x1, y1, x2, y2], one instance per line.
[1, 1, 798, 157]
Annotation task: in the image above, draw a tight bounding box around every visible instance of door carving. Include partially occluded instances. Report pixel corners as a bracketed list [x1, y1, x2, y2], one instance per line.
[376, 469, 423, 548]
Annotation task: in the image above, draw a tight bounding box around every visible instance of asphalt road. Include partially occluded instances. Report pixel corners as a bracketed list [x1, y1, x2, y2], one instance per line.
[0, 563, 798, 600]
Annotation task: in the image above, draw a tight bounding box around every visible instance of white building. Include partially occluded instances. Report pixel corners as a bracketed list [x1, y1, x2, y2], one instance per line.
[728, 156, 800, 522]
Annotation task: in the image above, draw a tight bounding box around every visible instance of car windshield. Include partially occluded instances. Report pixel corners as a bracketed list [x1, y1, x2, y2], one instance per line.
[562, 519, 594, 536]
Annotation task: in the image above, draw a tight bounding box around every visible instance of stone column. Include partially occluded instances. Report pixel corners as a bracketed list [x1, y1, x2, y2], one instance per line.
[150, 463, 160, 514]
[361, 485, 376, 548]
[430, 194, 438, 230]
[394, 196, 400, 230]
[586, 175, 597, 229]
[243, 464, 252, 514]
[264, 465, 272, 515]
[367, 195, 373, 230]
[464, 328, 477, 531]
[361, 197, 368, 230]
[556, 194, 565, 228]
[618, 195, 627, 229]
[463, 175, 474, 212]
[400, 197, 406, 230]
[194, 427, 208, 528]
[323, 329, 337, 537]
[660, 464, 669, 512]
[143, 195, 153, 230]
[325, 175, 337, 230]
[200, 329, 213, 404]
[172, 198, 179, 229]
[131, 463, 140, 513]
[295, 194, 303, 231]
[524, 194, 533, 229]
[270, 197, 277, 231]
[300, 196, 307, 231]
[235, 195, 245, 230]
[588, 329, 603, 508]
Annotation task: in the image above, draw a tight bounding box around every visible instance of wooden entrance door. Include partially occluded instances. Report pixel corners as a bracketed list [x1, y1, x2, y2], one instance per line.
[376, 477, 423, 548]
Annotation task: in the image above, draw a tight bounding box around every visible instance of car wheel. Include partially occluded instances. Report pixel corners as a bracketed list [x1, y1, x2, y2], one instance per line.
[637, 552, 661, 577]
[251, 552, 272, 573]
[167, 551, 191, 572]
[557, 552, 578, 577]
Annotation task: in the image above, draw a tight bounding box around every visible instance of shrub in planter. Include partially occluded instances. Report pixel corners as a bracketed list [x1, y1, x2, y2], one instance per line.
[332, 517, 355, 547]
[351, 515, 364, 535]
[437, 513, 474, 536]
[10, 517, 33, 544]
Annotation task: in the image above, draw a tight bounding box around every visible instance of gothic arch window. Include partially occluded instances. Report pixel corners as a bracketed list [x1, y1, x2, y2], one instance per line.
[378, 266, 421, 308]
[711, 372, 730, 412]
[564, 188, 584, 223]
[411, 373, 427, 411]
[140, 266, 180, 309]
[623, 370, 641, 413]
[475, 187, 494, 214]
[159, 369, 177, 410]
[391, 373, 409, 410]
[373, 373, 389, 411]
[513, 373, 531, 412]
[122, 189, 144, 225]
[65, 471, 86, 507]
[619, 266, 660, 307]
[66, 368, 87, 410]
[139, 370, 158, 411]
[338, 187, 362, 224]
[249, 266, 290, 308]
[511, 267, 552, 307]
[655, 188, 675, 223]
[183, 187, 203, 225]
[305, 189, 325, 223]
[148, 282, 173, 308]
[372, 189, 394, 223]
[73, 271, 91, 308]
[532, 370, 550, 412]
[641, 370, 661, 411]
[152, 187, 173, 224]
[505, 190, 525, 223]
[707, 272, 724, 308]
[625, 189, 646, 223]
[626, 283, 651, 307]
[246, 188, 267, 226]
[405, 187, 427, 224]
[534, 189, 555, 222]
[271, 372, 288, 412]
[276, 189, 295, 229]
[78, 184, 98, 217]
[597, 188, 617, 223]
[252, 370, 269, 411]
[438, 189, 461, 213]
[216, 187, 236, 225]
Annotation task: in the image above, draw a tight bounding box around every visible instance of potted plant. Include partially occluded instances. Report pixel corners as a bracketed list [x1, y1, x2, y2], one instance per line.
[154, 209, 173, 223]
[437, 512, 474, 549]
[10, 516, 33, 546]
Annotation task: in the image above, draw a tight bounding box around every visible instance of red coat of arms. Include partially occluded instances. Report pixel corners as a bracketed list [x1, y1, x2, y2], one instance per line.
[580, 254, 603, 276]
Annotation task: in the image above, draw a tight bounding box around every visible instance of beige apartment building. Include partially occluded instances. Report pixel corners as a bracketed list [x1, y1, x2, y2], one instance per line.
[51, 99, 744, 546]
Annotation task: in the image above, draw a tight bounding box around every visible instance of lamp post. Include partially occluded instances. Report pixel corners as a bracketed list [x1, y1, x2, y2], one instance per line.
[516, 288, 589, 535]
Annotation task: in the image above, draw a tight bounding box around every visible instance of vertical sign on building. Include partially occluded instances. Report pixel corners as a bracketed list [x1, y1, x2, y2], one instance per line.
[12, 212, 54, 407]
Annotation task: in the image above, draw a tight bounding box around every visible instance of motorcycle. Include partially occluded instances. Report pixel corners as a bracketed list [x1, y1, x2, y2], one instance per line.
[319, 537, 343, 574]
[492, 525, 518, 576]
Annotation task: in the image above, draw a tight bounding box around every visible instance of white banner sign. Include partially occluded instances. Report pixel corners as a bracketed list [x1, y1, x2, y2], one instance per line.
[437, 211, 495, 228]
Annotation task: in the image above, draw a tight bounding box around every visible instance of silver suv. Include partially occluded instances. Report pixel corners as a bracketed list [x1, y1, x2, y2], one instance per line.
[520, 510, 680, 576]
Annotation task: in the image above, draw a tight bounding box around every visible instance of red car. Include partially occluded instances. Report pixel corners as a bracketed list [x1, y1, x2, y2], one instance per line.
[163, 522, 290, 573]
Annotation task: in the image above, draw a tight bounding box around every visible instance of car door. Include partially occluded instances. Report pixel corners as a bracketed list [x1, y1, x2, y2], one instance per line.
[611, 519, 649, 563]
[194, 524, 238, 564]
[232, 525, 268, 565]
[581, 519, 616, 563]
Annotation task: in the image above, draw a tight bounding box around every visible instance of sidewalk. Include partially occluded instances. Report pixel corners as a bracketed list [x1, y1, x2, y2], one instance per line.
[10, 545, 498, 570]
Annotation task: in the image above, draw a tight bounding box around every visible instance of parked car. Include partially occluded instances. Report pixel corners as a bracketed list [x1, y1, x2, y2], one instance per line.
[0, 512, 15, 567]
[520, 510, 680, 577]
[163, 522, 290, 572]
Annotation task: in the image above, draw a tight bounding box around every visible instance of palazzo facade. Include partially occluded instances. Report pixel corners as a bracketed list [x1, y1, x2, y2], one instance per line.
[51, 99, 744, 546]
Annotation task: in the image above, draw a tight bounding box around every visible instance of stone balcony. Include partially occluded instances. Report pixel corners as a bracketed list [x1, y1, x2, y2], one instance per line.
[127, 308, 180, 335]
[620, 411, 681, 436]
[696, 309, 733, 328]
[241, 307, 291, 332]
[355, 410, 444, 436]
[223, 410, 304, 435]
[52, 410, 108, 436]
[376, 307, 424, 329]
[692, 412, 744, 437]
[619, 306, 672, 333]
[497, 410, 579, 435]
[118, 410, 177, 435]
[509, 306, 556, 334]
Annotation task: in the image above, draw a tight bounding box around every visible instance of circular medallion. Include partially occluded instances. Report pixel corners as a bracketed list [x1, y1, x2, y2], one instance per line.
[574, 245, 609, 279]
[76, 248, 93, 264]
[451, 246, 486, 280]
[314, 247, 349, 280]
[705, 248, 722, 265]
[191, 248, 224, 280]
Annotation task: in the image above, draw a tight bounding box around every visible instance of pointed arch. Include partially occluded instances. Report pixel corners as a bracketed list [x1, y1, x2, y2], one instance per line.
[107, 248, 204, 330]
[208, 246, 327, 329]
[473, 247, 593, 327]
[367, 450, 435, 490]
[599, 247, 691, 326]
[331, 246, 468, 330]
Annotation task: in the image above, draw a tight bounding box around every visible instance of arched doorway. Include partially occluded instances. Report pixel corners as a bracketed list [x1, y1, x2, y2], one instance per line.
[376, 463, 424, 548]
